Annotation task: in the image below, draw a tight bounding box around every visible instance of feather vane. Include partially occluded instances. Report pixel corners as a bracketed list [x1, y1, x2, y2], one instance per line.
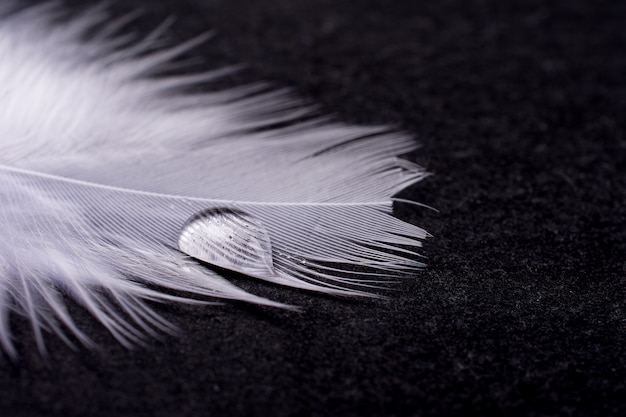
[0, 3, 429, 355]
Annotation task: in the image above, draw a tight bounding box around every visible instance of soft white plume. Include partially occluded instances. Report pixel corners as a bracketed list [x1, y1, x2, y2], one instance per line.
[0, 3, 429, 356]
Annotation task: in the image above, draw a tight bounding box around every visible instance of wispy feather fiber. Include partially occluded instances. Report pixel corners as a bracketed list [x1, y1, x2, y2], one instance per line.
[0, 3, 428, 356]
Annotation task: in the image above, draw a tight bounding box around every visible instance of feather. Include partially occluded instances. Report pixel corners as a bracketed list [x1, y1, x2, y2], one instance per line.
[0, 3, 429, 355]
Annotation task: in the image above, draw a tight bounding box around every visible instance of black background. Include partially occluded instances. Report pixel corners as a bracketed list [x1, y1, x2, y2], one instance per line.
[1, 0, 625, 416]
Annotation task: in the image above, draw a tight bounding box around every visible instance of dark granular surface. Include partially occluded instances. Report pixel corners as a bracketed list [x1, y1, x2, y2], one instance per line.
[1, 0, 625, 416]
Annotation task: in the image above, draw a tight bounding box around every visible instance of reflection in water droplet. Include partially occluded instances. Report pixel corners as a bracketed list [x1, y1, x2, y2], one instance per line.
[177, 207, 275, 276]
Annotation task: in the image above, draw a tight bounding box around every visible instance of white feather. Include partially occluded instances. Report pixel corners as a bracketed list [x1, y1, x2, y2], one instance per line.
[0, 3, 429, 355]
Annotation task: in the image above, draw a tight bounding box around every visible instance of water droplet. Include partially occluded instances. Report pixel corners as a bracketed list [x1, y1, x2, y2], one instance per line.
[178, 207, 275, 276]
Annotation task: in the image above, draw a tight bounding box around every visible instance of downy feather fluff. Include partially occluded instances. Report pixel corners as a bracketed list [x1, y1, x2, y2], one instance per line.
[0, 3, 429, 355]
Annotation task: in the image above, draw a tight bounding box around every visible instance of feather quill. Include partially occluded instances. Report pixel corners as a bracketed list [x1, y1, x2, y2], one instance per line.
[0, 3, 429, 355]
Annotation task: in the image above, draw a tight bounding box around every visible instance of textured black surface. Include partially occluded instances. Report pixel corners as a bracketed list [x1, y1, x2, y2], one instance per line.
[1, 0, 625, 416]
